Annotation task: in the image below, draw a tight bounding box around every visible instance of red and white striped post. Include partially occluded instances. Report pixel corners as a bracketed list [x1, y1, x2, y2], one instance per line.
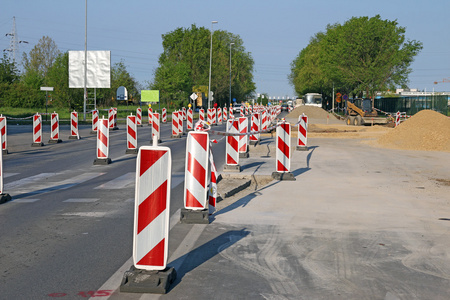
[48, 112, 62, 144]
[178, 111, 184, 135]
[91, 109, 99, 134]
[223, 107, 227, 122]
[126, 114, 138, 154]
[108, 108, 114, 129]
[199, 109, 205, 122]
[0, 114, 8, 154]
[238, 117, 249, 158]
[297, 113, 308, 151]
[113, 107, 119, 129]
[181, 131, 210, 223]
[207, 109, 214, 125]
[217, 107, 222, 124]
[69, 110, 80, 139]
[244, 106, 249, 116]
[94, 117, 111, 165]
[182, 107, 186, 121]
[261, 110, 268, 131]
[32, 113, 43, 147]
[208, 148, 218, 214]
[0, 146, 11, 203]
[133, 146, 172, 270]
[152, 112, 161, 144]
[249, 113, 261, 145]
[273, 122, 295, 180]
[229, 105, 233, 119]
[395, 111, 401, 127]
[171, 112, 181, 138]
[186, 108, 193, 131]
[136, 107, 143, 127]
[223, 119, 240, 172]
[162, 107, 167, 123]
[240, 107, 245, 118]
[148, 107, 153, 126]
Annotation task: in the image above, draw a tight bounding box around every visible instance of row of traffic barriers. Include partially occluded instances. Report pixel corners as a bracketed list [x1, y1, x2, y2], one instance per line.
[120, 110, 310, 294]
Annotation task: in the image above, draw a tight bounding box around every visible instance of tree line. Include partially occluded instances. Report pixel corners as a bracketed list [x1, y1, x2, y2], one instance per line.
[289, 15, 423, 105]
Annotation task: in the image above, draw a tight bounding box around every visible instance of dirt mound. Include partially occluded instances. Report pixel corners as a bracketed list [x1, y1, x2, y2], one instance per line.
[286, 105, 333, 120]
[377, 110, 450, 152]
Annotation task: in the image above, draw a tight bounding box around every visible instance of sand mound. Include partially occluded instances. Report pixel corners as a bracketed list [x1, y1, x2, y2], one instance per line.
[286, 105, 333, 120]
[377, 110, 450, 152]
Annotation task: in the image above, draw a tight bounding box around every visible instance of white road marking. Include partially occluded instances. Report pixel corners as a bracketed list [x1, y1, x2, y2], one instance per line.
[94, 172, 135, 189]
[63, 198, 99, 203]
[11, 198, 40, 203]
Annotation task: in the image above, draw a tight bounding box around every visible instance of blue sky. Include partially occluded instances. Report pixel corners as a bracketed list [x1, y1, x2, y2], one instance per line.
[1, 0, 449, 98]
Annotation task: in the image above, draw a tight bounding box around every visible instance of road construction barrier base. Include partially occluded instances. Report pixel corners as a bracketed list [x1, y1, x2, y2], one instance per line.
[120, 266, 176, 294]
[68, 136, 80, 140]
[31, 142, 44, 147]
[151, 139, 162, 145]
[48, 139, 62, 144]
[180, 208, 209, 224]
[125, 149, 138, 154]
[271, 172, 296, 181]
[3, 149, 8, 155]
[296, 146, 308, 151]
[93, 158, 112, 165]
[239, 152, 249, 158]
[249, 140, 260, 146]
[171, 134, 182, 138]
[111, 127, 119, 131]
[223, 164, 241, 172]
[90, 130, 97, 135]
[0, 193, 12, 204]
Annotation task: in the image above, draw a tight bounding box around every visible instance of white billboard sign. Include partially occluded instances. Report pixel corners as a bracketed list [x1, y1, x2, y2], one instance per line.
[69, 50, 111, 88]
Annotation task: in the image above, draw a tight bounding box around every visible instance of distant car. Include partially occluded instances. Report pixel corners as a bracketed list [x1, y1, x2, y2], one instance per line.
[232, 103, 242, 113]
[281, 104, 290, 111]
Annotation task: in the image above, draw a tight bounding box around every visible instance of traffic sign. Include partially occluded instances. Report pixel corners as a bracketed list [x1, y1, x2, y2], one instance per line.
[190, 93, 198, 101]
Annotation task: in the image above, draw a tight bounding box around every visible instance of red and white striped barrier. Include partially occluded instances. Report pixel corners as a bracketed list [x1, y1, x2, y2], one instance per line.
[217, 107, 222, 124]
[113, 107, 118, 129]
[0, 145, 11, 203]
[136, 108, 142, 127]
[244, 106, 249, 116]
[162, 108, 167, 123]
[184, 131, 210, 210]
[182, 107, 186, 121]
[395, 111, 401, 127]
[240, 107, 244, 118]
[273, 122, 295, 180]
[171, 112, 181, 138]
[207, 108, 215, 125]
[69, 111, 80, 140]
[126, 114, 138, 154]
[0, 115, 8, 154]
[133, 146, 172, 270]
[91, 109, 99, 134]
[208, 148, 218, 214]
[32, 113, 43, 147]
[148, 107, 153, 126]
[261, 110, 268, 131]
[297, 113, 308, 151]
[238, 117, 248, 157]
[199, 108, 205, 122]
[249, 113, 261, 145]
[223, 119, 240, 172]
[94, 117, 111, 165]
[187, 108, 193, 131]
[229, 106, 233, 119]
[49, 112, 62, 144]
[108, 108, 115, 130]
[223, 107, 227, 121]
[152, 112, 161, 144]
[178, 111, 184, 135]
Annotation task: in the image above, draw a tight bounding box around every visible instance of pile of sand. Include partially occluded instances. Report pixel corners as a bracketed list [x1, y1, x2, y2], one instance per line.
[377, 110, 450, 152]
[286, 105, 333, 120]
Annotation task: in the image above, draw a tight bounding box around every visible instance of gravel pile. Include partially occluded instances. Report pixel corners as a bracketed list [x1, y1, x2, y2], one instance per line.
[286, 105, 333, 120]
[377, 110, 450, 152]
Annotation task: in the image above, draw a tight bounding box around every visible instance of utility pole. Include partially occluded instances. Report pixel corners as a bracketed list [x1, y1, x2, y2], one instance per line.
[4, 16, 28, 64]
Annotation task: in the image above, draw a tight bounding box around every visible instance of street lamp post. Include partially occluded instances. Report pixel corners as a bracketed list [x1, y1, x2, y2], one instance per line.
[208, 21, 218, 110]
[229, 42, 234, 108]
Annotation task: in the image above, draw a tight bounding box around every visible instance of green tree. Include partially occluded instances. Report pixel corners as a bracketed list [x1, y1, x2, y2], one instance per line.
[22, 36, 60, 78]
[152, 24, 255, 108]
[0, 53, 19, 84]
[290, 15, 423, 102]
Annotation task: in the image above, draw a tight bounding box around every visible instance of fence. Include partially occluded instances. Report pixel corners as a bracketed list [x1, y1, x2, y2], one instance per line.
[374, 96, 448, 115]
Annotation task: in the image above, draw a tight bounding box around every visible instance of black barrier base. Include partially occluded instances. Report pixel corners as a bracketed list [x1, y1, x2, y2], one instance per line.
[249, 140, 259, 146]
[93, 158, 112, 165]
[126, 149, 138, 154]
[151, 139, 162, 145]
[239, 152, 249, 158]
[31, 142, 44, 147]
[68, 136, 80, 140]
[223, 164, 241, 172]
[171, 135, 182, 138]
[90, 130, 97, 135]
[272, 172, 296, 181]
[120, 266, 176, 294]
[0, 193, 11, 204]
[296, 146, 308, 151]
[3, 149, 8, 155]
[180, 208, 209, 224]
[48, 139, 62, 144]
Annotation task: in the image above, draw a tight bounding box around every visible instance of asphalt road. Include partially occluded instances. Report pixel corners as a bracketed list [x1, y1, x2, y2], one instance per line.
[0, 117, 229, 300]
